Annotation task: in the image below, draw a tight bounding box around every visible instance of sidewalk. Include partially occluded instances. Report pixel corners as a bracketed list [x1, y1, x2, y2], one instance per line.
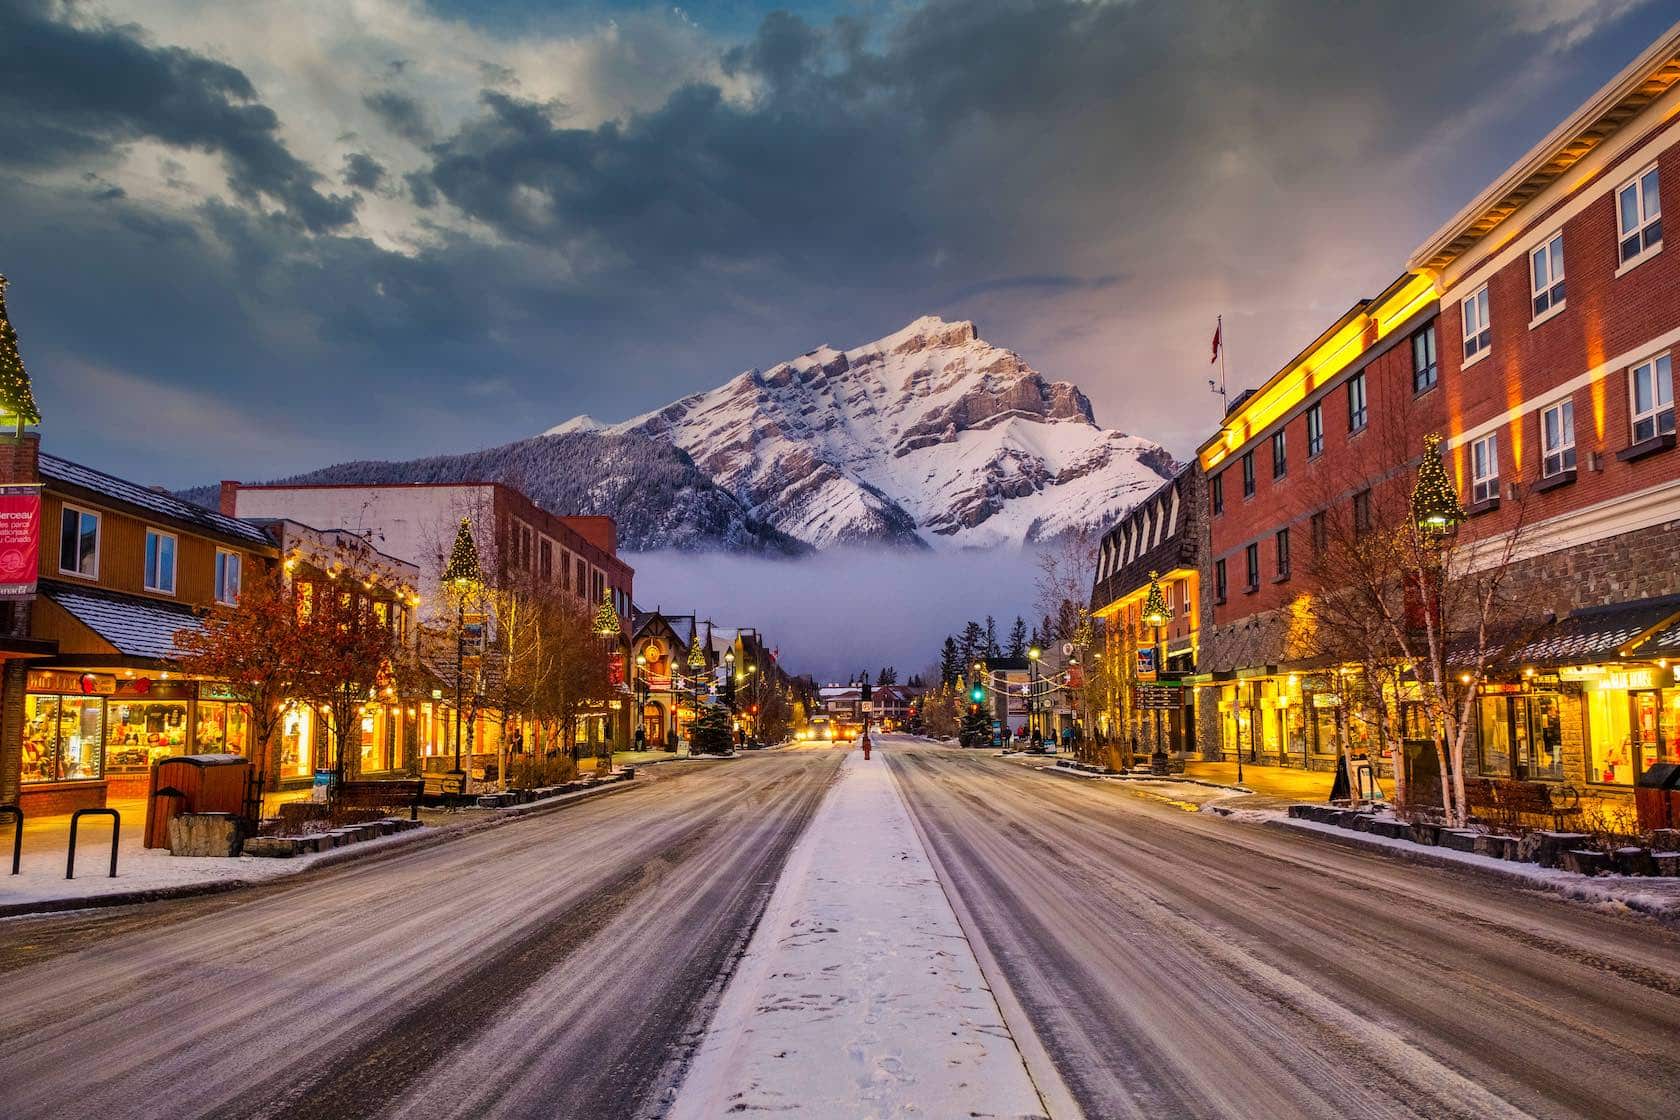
[1180, 761, 1336, 806]
[672, 749, 1050, 1119]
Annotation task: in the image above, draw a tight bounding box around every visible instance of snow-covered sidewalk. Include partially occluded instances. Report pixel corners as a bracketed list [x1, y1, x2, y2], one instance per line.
[672, 748, 1050, 1119]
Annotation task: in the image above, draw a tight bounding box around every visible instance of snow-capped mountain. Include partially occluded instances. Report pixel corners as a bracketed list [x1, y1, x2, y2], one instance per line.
[553, 316, 1175, 550]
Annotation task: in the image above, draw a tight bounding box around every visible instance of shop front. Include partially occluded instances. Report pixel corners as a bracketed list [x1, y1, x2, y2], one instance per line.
[21, 669, 256, 804]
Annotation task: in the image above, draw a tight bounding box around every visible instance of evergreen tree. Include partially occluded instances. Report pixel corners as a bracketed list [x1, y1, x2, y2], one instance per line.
[959, 701, 992, 747]
[984, 615, 1000, 658]
[1007, 616, 1028, 659]
[0, 275, 42, 431]
[875, 666, 897, 686]
[691, 702, 734, 755]
[959, 620, 986, 669]
[939, 636, 960, 685]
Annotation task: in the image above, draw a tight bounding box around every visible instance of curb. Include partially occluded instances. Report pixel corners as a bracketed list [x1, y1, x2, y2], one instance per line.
[0, 775, 637, 920]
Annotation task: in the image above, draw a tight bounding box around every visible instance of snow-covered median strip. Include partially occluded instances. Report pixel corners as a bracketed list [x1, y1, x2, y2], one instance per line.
[671, 748, 1051, 1120]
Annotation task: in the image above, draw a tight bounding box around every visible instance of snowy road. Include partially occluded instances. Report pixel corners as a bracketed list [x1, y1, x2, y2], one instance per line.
[887, 741, 1680, 1120]
[0, 753, 839, 1120]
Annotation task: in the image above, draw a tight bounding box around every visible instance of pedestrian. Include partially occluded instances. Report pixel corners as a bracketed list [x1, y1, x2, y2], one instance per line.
[635, 725, 645, 751]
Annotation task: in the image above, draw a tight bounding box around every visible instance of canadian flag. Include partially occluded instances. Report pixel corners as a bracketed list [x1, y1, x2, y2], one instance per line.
[1210, 317, 1222, 364]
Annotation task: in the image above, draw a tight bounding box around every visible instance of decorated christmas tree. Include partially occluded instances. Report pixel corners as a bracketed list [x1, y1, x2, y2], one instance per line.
[0, 276, 42, 432]
[959, 702, 992, 747]
[593, 589, 620, 636]
[442, 517, 480, 586]
[691, 702, 734, 755]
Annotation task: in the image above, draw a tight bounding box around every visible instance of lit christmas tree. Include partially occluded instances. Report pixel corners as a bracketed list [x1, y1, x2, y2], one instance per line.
[1411, 432, 1464, 535]
[442, 517, 481, 587]
[593, 589, 620, 636]
[0, 276, 43, 433]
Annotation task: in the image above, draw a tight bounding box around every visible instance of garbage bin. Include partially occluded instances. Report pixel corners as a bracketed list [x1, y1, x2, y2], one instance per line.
[143, 754, 252, 849]
[1634, 762, 1680, 832]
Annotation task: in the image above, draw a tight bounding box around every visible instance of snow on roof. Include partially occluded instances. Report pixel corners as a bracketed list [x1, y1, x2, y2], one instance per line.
[42, 581, 202, 661]
[41, 453, 273, 546]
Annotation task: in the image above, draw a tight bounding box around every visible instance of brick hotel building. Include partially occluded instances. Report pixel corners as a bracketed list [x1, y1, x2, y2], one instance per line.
[1102, 22, 1680, 795]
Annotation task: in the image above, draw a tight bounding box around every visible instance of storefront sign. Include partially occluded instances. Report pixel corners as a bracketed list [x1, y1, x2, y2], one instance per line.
[1604, 670, 1656, 691]
[29, 669, 114, 694]
[1311, 693, 1340, 708]
[0, 486, 41, 599]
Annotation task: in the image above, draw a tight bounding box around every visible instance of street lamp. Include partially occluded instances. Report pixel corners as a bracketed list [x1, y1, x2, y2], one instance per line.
[441, 517, 482, 789]
[687, 633, 707, 756]
[1028, 646, 1041, 747]
[635, 652, 649, 752]
[1411, 432, 1465, 804]
[593, 589, 621, 774]
[1142, 571, 1170, 775]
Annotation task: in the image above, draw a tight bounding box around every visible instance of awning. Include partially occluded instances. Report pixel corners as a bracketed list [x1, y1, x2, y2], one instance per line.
[1515, 595, 1680, 666]
[1633, 615, 1680, 659]
[41, 580, 202, 662]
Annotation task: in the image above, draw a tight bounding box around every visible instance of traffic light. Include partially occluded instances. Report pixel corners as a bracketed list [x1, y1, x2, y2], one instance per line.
[970, 680, 985, 703]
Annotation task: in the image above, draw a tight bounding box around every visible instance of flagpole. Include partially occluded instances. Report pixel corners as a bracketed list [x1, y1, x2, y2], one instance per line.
[1218, 314, 1229, 399]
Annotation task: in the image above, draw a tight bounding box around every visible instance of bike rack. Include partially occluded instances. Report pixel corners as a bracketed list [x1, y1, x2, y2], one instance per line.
[0, 803, 20, 875]
[67, 807, 120, 880]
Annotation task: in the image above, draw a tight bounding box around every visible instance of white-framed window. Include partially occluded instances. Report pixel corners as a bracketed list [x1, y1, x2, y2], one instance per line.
[1347, 372, 1368, 433]
[1530, 232, 1565, 317]
[215, 549, 242, 605]
[1164, 580, 1176, 617]
[1630, 352, 1675, 444]
[1471, 433, 1499, 504]
[1411, 324, 1438, 393]
[1462, 285, 1491, 360]
[1541, 399, 1576, 477]
[1617, 163, 1662, 265]
[58, 505, 99, 578]
[144, 528, 177, 594]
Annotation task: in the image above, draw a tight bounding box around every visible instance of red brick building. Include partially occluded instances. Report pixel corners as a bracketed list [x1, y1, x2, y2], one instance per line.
[1193, 24, 1680, 792]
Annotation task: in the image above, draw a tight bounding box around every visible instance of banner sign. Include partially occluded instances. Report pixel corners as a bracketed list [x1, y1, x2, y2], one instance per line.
[1136, 646, 1157, 681]
[0, 486, 40, 599]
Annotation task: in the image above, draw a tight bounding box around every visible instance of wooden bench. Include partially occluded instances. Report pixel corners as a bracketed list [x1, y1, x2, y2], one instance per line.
[1466, 777, 1581, 831]
[331, 780, 424, 821]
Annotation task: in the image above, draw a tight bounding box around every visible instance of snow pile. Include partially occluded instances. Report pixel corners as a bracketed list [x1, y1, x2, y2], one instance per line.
[558, 316, 1175, 550]
[671, 747, 1048, 1118]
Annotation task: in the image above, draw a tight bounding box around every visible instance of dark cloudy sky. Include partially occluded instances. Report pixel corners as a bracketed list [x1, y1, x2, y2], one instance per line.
[2, 0, 1674, 492]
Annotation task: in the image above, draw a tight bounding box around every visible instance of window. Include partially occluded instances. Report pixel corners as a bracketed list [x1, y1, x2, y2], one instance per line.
[1411, 324, 1438, 393]
[1530, 233, 1565, 317]
[1164, 580, 1176, 618]
[1617, 163, 1662, 264]
[1541, 399, 1576, 477]
[1630, 353, 1675, 444]
[1214, 559, 1228, 603]
[575, 557, 586, 596]
[520, 524, 534, 571]
[58, 505, 99, 578]
[1347, 372, 1368, 433]
[1241, 451, 1256, 497]
[1210, 472, 1224, 514]
[143, 529, 177, 594]
[215, 550, 242, 604]
[539, 538, 553, 581]
[1271, 430, 1287, 479]
[1244, 543, 1260, 591]
[1352, 489, 1372, 536]
[1461, 285, 1491, 360]
[1275, 528, 1291, 581]
[1310, 510, 1327, 553]
[1471, 433, 1499, 504]
[1306, 403, 1324, 458]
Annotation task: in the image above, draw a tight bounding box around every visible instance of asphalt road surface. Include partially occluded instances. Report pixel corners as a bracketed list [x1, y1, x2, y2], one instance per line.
[0, 752, 840, 1120]
[887, 742, 1680, 1120]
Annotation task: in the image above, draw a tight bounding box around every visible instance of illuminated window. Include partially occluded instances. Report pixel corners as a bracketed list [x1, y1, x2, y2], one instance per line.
[1630, 353, 1675, 444]
[1347, 372, 1368, 433]
[1461, 285, 1491, 360]
[144, 529, 177, 594]
[1471, 433, 1498, 504]
[215, 550, 242, 604]
[58, 505, 99, 578]
[1530, 233, 1565, 317]
[1541, 399, 1575, 477]
[1241, 451, 1255, 497]
[1617, 164, 1662, 264]
[1306, 402, 1323, 458]
[1271, 429, 1287, 479]
[1411, 324, 1438, 393]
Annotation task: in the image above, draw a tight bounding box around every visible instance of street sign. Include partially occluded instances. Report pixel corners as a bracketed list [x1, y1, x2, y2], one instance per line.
[1137, 684, 1178, 709]
[860, 701, 874, 712]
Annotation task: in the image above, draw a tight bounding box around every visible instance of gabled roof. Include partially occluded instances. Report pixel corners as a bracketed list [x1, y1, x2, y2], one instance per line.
[42, 453, 272, 547]
[41, 580, 202, 661]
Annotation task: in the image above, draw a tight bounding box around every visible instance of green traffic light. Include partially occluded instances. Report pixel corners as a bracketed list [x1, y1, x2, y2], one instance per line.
[970, 687, 984, 703]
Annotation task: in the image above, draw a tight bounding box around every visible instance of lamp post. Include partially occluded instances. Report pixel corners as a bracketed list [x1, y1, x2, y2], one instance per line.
[441, 517, 482, 790]
[1027, 646, 1041, 747]
[592, 589, 621, 774]
[687, 633, 706, 757]
[1142, 571, 1170, 775]
[1411, 432, 1465, 809]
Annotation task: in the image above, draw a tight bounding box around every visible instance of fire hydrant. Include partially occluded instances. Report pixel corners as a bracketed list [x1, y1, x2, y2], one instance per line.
[861, 734, 872, 760]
